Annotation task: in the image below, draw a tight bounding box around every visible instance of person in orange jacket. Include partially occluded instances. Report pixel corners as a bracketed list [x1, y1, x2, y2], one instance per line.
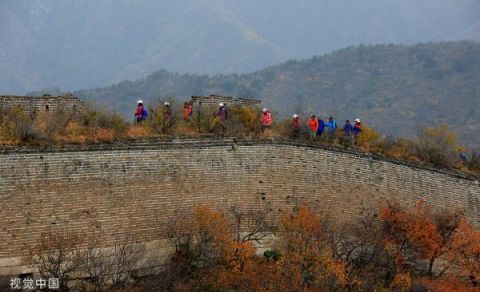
[182, 101, 193, 122]
[308, 114, 319, 140]
[261, 108, 273, 131]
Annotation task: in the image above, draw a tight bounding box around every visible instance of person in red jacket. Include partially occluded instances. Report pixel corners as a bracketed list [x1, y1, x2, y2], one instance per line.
[216, 103, 227, 121]
[308, 114, 319, 140]
[134, 100, 147, 123]
[353, 118, 362, 145]
[291, 114, 301, 138]
[261, 108, 273, 132]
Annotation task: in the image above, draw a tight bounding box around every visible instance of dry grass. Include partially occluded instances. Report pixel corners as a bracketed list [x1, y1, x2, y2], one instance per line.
[123, 124, 153, 139]
[0, 105, 478, 176]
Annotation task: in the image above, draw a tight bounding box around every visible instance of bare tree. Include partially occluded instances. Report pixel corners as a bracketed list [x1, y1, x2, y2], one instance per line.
[30, 230, 83, 291]
[227, 204, 276, 244]
[31, 230, 147, 292]
[110, 237, 146, 290]
[333, 216, 397, 290]
[77, 234, 111, 292]
[77, 234, 146, 291]
[44, 106, 75, 138]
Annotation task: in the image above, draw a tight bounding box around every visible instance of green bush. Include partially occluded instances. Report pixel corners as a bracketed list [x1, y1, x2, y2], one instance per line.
[263, 249, 281, 261]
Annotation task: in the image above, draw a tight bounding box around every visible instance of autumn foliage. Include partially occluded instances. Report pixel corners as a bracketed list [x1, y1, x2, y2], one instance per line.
[276, 205, 346, 290]
[28, 201, 480, 291]
[150, 201, 480, 291]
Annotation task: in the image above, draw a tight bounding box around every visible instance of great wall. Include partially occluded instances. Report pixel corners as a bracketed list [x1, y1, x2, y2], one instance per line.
[0, 95, 85, 120]
[0, 95, 479, 279]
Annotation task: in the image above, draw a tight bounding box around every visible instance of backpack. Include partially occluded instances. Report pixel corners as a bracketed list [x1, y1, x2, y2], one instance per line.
[142, 108, 148, 118]
[330, 120, 337, 130]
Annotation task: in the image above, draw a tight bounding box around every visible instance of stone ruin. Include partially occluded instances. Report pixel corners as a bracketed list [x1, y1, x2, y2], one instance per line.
[0, 94, 85, 120]
[190, 95, 262, 109]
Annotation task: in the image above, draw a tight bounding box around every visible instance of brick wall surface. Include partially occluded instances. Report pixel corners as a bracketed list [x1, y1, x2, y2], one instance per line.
[0, 138, 478, 275]
[191, 95, 262, 109]
[0, 95, 85, 119]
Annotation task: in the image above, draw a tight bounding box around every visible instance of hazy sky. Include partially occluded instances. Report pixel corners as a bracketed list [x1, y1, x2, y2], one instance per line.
[1, 0, 479, 93]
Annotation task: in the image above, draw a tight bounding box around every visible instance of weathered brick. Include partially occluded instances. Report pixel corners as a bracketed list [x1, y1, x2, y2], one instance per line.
[0, 95, 85, 120]
[0, 138, 478, 276]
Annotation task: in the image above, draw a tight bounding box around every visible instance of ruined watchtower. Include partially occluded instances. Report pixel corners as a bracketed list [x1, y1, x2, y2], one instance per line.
[190, 95, 262, 109]
[0, 94, 85, 119]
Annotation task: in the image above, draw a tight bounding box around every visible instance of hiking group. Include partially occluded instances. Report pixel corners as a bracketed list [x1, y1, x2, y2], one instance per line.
[134, 100, 362, 144]
[293, 114, 362, 145]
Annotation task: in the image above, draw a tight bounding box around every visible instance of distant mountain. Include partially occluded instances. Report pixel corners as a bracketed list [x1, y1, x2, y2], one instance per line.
[1, 0, 479, 94]
[77, 41, 480, 149]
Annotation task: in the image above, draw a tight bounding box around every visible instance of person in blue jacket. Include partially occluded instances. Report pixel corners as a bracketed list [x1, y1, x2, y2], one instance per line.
[342, 120, 354, 147]
[317, 116, 325, 138]
[343, 120, 353, 136]
[325, 116, 337, 143]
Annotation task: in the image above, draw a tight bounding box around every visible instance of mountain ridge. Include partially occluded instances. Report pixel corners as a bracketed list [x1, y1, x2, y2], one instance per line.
[76, 41, 480, 149]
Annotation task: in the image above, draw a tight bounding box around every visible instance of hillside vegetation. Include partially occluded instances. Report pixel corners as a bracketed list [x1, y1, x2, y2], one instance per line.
[28, 202, 480, 291]
[77, 41, 480, 149]
[2, 101, 479, 177]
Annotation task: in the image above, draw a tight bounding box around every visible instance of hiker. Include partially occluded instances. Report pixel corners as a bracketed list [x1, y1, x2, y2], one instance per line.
[308, 114, 319, 140]
[216, 103, 227, 121]
[353, 118, 362, 145]
[223, 103, 229, 120]
[261, 108, 273, 131]
[212, 103, 228, 134]
[188, 101, 193, 119]
[458, 150, 468, 165]
[343, 120, 353, 136]
[342, 120, 354, 147]
[326, 116, 337, 142]
[317, 116, 325, 138]
[291, 114, 301, 138]
[134, 100, 148, 123]
[183, 101, 193, 122]
[163, 101, 172, 122]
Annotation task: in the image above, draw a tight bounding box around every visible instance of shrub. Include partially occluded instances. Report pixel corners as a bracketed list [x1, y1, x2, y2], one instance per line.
[0, 111, 17, 144]
[223, 109, 249, 137]
[383, 137, 421, 163]
[263, 249, 281, 261]
[190, 106, 216, 134]
[82, 109, 128, 133]
[1, 106, 45, 143]
[276, 118, 294, 137]
[146, 100, 176, 134]
[355, 125, 381, 151]
[468, 152, 480, 173]
[416, 125, 459, 168]
[41, 106, 76, 138]
[61, 121, 88, 144]
[229, 105, 261, 133]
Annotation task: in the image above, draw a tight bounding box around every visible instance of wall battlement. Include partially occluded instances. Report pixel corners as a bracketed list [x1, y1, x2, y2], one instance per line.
[0, 94, 85, 119]
[0, 138, 478, 276]
[191, 95, 262, 109]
